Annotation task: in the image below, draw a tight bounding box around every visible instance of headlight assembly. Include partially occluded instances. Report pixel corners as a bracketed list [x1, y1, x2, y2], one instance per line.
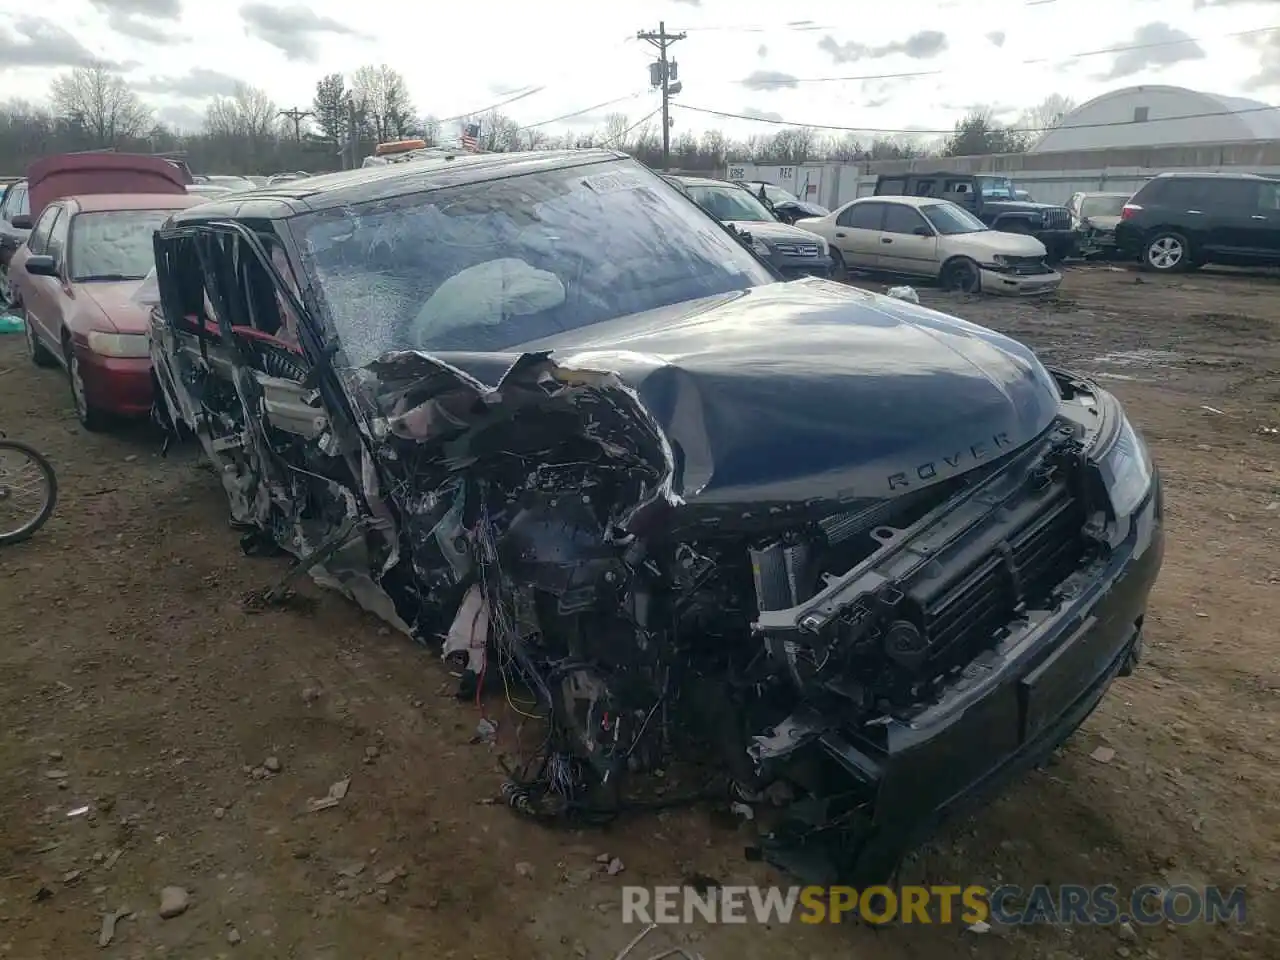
[1098, 413, 1154, 517]
[990, 254, 1009, 268]
[87, 331, 151, 358]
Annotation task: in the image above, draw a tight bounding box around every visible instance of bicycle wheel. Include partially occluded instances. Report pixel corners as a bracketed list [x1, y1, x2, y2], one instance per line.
[0, 440, 58, 545]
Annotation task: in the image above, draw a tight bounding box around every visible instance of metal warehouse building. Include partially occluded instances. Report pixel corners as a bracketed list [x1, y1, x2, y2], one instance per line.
[1030, 84, 1280, 153]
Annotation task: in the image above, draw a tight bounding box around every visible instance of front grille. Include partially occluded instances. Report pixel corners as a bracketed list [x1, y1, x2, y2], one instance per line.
[773, 241, 822, 258]
[1041, 209, 1071, 230]
[1004, 255, 1053, 276]
[906, 479, 1088, 665]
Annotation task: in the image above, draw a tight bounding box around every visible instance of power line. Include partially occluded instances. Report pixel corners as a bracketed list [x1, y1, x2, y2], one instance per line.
[518, 91, 652, 131]
[600, 107, 664, 147]
[731, 24, 1280, 87]
[672, 100, 1280, 136]
[433, 34, 642, 126]
[673, 1, 1059, 32]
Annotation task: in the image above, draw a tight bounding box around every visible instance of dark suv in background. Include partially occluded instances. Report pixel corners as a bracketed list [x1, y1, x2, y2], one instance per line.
[1114, 172, 1280, 273]
[875, 172, 1076, 262]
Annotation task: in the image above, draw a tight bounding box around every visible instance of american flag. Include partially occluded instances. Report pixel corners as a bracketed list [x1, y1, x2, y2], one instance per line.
[460, 122, 480, 152]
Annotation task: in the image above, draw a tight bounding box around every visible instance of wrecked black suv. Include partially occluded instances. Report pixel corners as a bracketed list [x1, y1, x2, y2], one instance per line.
[148, 149, 1164, 883]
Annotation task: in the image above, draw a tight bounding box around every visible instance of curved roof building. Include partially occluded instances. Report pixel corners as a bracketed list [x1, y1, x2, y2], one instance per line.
[1029, 85, 1280, 153]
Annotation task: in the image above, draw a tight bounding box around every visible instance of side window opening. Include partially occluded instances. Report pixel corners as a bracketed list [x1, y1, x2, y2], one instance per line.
[184, 227, 305, 367]
[156, 234, 218, 337]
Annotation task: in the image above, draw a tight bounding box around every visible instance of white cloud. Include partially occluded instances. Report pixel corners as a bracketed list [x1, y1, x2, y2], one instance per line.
[0, 0, 1275, 142]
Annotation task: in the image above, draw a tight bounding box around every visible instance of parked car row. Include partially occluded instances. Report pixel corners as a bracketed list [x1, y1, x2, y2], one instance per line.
[752, 167, 1280, 275]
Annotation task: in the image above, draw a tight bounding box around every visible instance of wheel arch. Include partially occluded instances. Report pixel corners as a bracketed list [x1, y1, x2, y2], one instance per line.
[939, 254, 982, 291]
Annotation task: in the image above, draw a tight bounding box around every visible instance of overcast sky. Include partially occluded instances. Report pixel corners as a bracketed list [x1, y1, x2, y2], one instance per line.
[1, 0, 1278, 139]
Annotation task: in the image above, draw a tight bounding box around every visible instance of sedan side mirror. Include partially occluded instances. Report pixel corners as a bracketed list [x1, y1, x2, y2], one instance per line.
[24, 254, 57, 277]
[913, 225, 934, 237]
[10, 214, 31, 230]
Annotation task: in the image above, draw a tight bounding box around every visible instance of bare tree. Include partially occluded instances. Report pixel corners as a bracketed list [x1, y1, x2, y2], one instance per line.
[1019, 94, 1076, 134]
[350, 65, 414, 142]
[698, 130, 727, 166]
[50, 64, 151, 146]
[824, 132, 865, 162]
[472, 109, 521, 151]
[601, 113, 631, 148]
[205, 84, 277, 141]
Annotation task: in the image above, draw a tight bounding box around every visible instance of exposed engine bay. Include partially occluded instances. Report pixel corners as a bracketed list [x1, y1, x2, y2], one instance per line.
[152, 290, 1130, 882]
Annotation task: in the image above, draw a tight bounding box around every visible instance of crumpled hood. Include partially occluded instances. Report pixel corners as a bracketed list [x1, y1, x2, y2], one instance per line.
[80, 280, 149, 334]
[376, 279, 1062, 510]
[953, 230, 1047, 258]
[725, 220, 825, 246]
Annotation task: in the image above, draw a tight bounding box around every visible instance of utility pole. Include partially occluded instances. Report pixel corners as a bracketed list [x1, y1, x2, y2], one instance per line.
[637, 21, 685, 170]
[278, 107, 314, 142]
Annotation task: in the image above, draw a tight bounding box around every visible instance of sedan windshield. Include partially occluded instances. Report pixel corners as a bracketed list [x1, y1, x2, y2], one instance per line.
[1081, 195, 1129, 218]
[294, 159, 776, 365]
[685, 184, 776, 222]
[69, 210, 175, 282]
[921, 202, 988, 235]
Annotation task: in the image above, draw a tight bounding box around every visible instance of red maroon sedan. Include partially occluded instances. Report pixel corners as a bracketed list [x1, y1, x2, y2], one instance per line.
[12, 193, 200, 430]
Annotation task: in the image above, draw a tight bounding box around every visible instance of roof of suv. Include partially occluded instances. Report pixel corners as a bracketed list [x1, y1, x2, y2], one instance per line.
[1150, 171, 1274, 181]
[168, 148, 630, 223]
[880, 172, 996, 179]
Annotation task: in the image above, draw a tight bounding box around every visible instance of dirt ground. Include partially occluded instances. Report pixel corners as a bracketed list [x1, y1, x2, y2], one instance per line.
[0, 263, 1277, 960]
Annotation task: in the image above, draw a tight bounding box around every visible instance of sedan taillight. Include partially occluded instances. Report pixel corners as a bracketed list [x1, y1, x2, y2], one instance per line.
[1120, 203, 1142, 221]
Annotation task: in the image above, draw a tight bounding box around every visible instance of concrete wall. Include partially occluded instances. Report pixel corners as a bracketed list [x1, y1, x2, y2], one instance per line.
[729, 140, 1280, 208]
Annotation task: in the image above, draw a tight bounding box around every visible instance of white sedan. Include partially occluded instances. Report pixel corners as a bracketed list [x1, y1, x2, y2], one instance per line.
[796, 195, 1062, 296]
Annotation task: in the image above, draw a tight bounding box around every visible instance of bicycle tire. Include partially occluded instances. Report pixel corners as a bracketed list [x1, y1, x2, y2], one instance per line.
[0, 440, 58, 545]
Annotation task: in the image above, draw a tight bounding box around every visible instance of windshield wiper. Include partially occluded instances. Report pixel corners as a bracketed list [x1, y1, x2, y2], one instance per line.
[74, 273, 141, 282]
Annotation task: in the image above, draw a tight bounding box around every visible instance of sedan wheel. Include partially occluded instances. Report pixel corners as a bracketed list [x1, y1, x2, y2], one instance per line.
[68, 350, 108, 432]
[942, 258, 981, 294]
[1143, 232, 1188, 272]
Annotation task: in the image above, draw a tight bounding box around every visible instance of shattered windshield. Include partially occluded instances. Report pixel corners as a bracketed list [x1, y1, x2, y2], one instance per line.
[756, 183, 799, 204]
[1081, 195, 1129, 218]
[975, 176, 1017, 200]
[294, 160, 775, 366]
[69, 210, 174, 282]
[685, 183, 776, 222]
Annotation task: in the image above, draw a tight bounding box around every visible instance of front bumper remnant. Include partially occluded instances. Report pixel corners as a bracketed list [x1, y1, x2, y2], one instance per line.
[752, 474, 1164, 884]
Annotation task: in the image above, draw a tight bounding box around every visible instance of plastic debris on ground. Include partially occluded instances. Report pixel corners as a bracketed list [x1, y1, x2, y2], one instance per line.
[885, 285, 920, 303]
[0, 314, 24, 334]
